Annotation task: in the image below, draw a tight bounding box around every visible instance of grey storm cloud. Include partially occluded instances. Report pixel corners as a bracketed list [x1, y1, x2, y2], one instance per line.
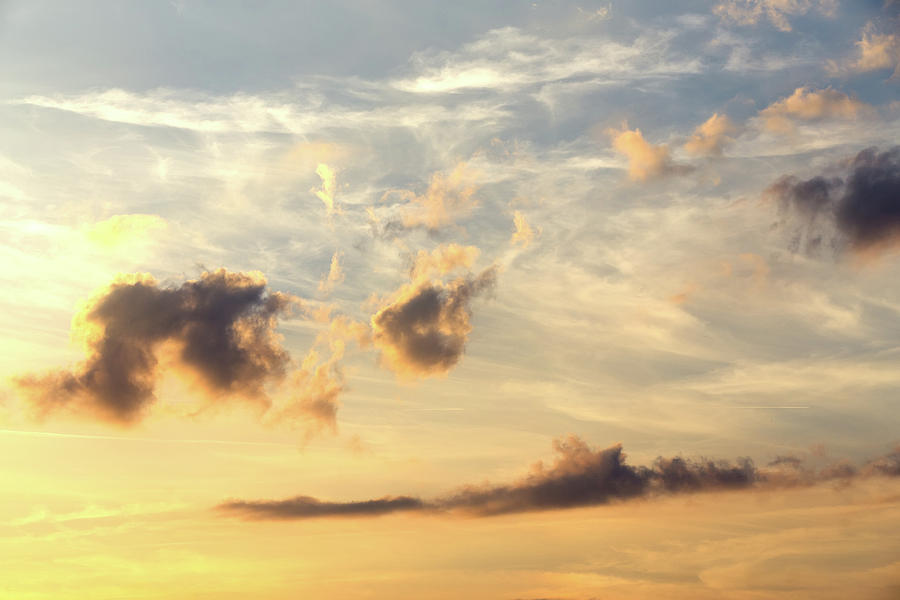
[15, 269, 295, 423]
[767, 146, 900, 255]
[216, 437, 900, 521]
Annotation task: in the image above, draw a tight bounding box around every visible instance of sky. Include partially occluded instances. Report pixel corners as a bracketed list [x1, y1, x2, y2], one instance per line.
[1, 0, 900, 598]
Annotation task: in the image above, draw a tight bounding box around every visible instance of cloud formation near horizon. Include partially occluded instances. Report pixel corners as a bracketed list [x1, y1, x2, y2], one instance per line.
[218, 435, 900, 520]
[767, 146, 900, 256]
[14, 270, 296, 423]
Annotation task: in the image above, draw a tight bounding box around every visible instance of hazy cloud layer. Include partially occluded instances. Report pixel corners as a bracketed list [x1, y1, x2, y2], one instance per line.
[767, 145, 900, 255]
[218, 435, 900, 520]
[15, 270, 295, 423]
[713, 0, 837, 32]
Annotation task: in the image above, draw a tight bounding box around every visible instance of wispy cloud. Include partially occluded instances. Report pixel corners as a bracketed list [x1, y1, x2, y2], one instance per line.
[714, 0, 837, 32]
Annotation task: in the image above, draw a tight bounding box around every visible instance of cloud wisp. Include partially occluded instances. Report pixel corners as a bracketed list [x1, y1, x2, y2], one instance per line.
[14, 270, 296, 423]
[713, 0, 837, 32]
[217, 435, 900, 521]
[767, 145, 900, 257]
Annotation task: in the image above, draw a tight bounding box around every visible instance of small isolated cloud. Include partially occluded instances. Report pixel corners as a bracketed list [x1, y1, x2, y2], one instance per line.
[83, 214, 167, 249]
[318, 251, 345, 296]
[684, 113, 739, 156]
[766, 146, 900, 257]
[510, 211, 535, 247]
[384, 163, 480, 231]
[312, 163, 338, 215]
[758, 87, 872, 134]
[14, 270, 295, 423]
[828, 21, 900, 78]
[371, 263, 497, 379]
[217, 436, 900, 520]
[714, 0, 837, 32]
[609, 127, 693, 181]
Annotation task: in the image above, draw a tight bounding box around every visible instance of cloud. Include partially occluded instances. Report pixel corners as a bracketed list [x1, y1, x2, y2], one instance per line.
[609, 127, 693, 181]
[766, 146, 900, 256]
[384, 163, 480, 231]
[392, 26, 701, 95]
[217, 435, 900, 520]
[510, 211, 536, 247]
[14, 270, 295, 423]
[683, 113, 739, 156]
[271, 311, 369, 439]
[409, 243, 480, 281]
[312, 163, 338, 215]
[219, 495, 424, 520]
[371, 266, 497, 379]
[83, 214, 167, 249]
[758, 87, 872, 134]
[828, 21, 900, 78]
[318, 251, 345, 295]
[713, 0, 837, 32]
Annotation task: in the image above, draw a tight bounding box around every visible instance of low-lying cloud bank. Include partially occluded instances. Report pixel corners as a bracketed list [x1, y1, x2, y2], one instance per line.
[217, 435, 900, 520]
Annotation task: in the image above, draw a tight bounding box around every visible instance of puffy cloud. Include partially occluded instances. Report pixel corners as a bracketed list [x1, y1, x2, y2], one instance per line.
[683, 113, 739, 156]
[713, 0, 837, 32]
[318, 251, 345, 295]
[217, 436, 900, 520]
[510, 211, 535, 247]
[758, 87, 871, 134]
[829, 22, 900, 77]
[14, 270, 295, 423]
[766, 146, 900, 256]
[609, 127, 693, 181]
[371, 265, 497, 379]
[311, 163, 338, 215]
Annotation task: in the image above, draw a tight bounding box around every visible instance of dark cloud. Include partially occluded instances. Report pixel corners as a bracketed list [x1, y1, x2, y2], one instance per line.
[15, 269, 295, 423]
[219, 436, 900, 521]
[219, 495, 424, 520]
[767, 146, 900, 256]
[835, 146, 900, 251]
[371, 266, 497, 378]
